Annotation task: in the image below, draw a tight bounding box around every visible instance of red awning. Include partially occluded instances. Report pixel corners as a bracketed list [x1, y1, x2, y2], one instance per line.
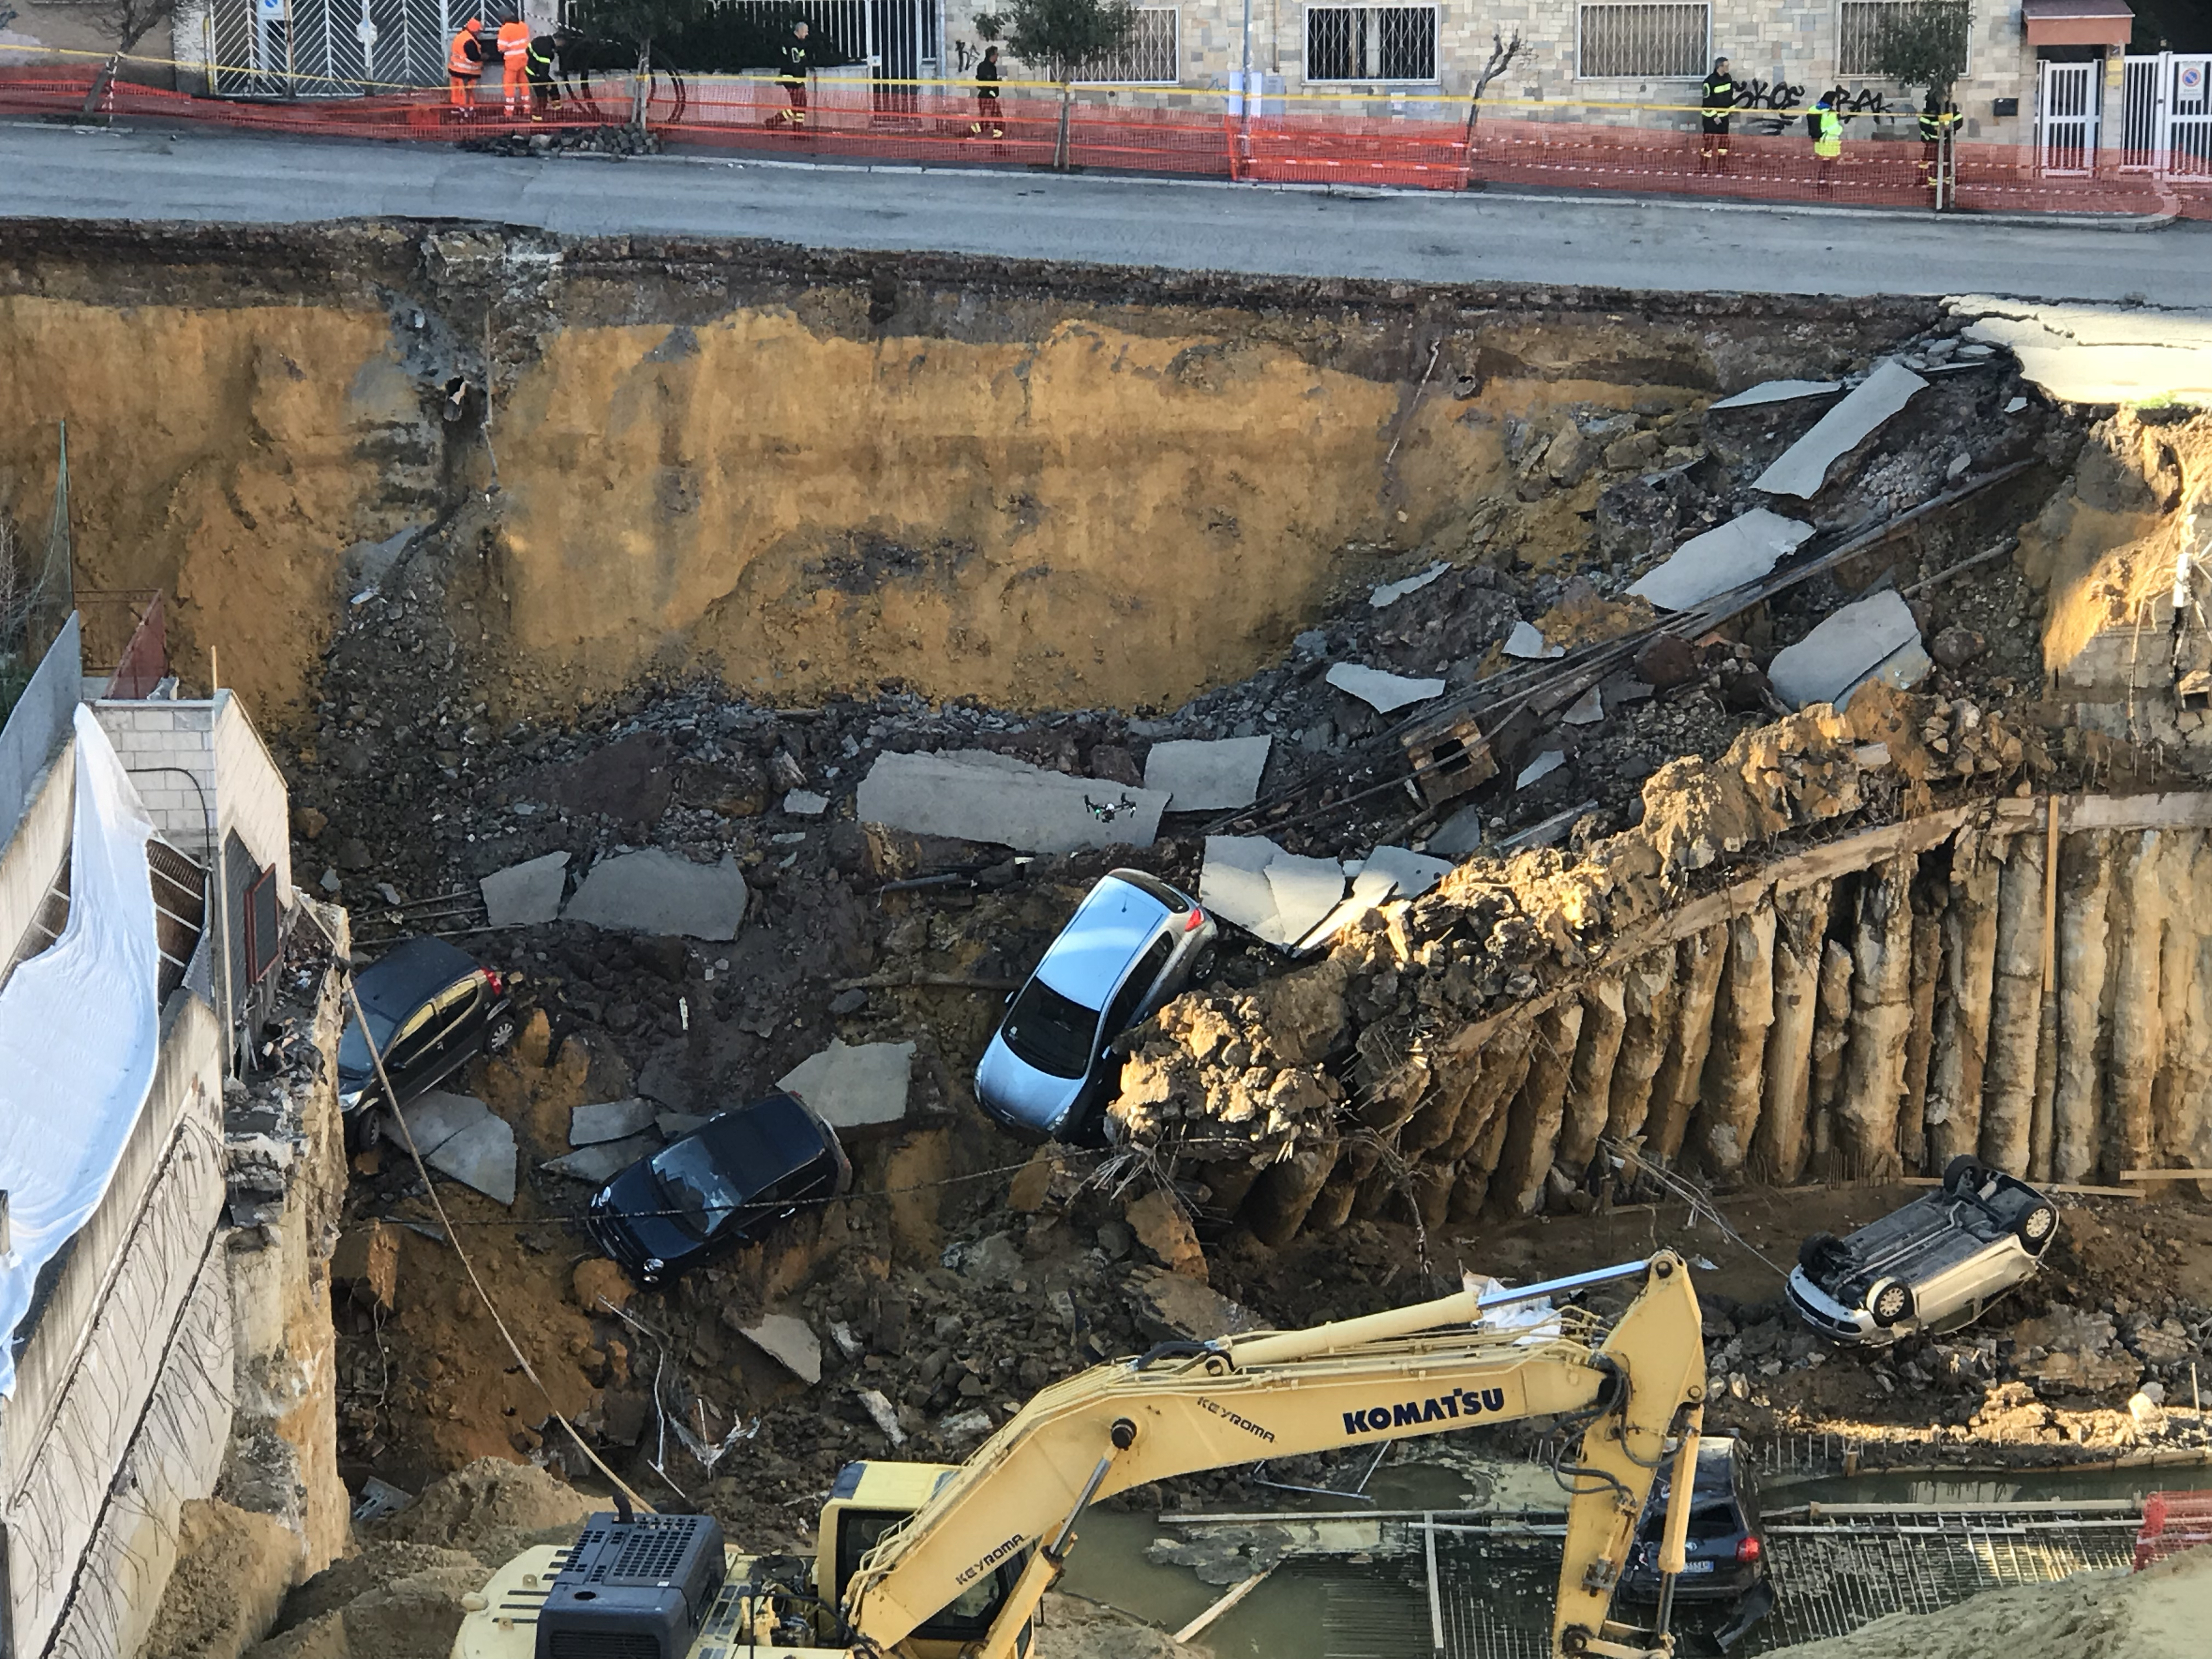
[2022, 0, 2135, 48]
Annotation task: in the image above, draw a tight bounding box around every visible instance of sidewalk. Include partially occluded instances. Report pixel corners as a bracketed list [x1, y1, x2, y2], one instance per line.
[3, 65, 2207, 223]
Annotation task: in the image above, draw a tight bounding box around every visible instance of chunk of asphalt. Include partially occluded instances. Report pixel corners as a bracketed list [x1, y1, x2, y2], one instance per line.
[1562, 685, 1605, 726]
[1361, 844, 1455, 899]
[383, 1089, 492, 1159]
[1516, 749, 1568, 789]
[479, 849, 569, 929]
[1626, 508, 1814, 612]
[777, 1040, 916, 1131]
[1425, 803, 1487, 859]
[855, 750, 1169, 854]
[1708, 379, 1843, 410]
[1752, 360, 1928, 499]
[1324, 663, 1446, 713]
[562, 849, 749, 941]
[569, 1097, 658, 1148]
[426, 1115, 517, 1206]
[541, 1133, 659, 1185]
[657, 1112, 708, 1138]
[1198, 834, 1346, 951]
[1142, 735, 1272, 812]
[1368, 560, 1451, 607]
[1503, 620, 1564, 660]
[738, 1312, 822, 1385]
[1767, 589, 1925, 710]
[783, 789, 829, 816]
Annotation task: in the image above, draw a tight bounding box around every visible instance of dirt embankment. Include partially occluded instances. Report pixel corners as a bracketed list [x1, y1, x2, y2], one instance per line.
[0, 220, 1938, 729]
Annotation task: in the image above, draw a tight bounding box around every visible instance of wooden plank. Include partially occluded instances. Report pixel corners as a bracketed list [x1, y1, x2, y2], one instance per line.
[2120, 1169, 2212, 1181]
[1897, 1176, 2138, 1195]
[1172, 1569, 1273, 1644]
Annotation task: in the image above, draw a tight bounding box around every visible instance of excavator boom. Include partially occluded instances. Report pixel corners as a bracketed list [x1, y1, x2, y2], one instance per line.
[847, 1251, 1706, 1657]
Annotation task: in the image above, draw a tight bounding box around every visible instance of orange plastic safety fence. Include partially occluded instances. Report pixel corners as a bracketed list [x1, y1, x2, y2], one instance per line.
[3, 65, 2207, 221]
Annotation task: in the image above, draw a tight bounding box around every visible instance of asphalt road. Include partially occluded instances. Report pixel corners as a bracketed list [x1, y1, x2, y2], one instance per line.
[6, 119, 2212, 304]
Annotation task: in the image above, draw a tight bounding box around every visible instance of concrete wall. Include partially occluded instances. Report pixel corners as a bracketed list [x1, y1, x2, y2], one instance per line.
[0, 618, 80, 859]
[0, 992, 227, 1659]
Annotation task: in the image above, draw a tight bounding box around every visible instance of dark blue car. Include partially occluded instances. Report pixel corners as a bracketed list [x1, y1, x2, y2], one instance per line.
[1618, 1436, 1767, 1605]
[584, 1091, 850, 1288]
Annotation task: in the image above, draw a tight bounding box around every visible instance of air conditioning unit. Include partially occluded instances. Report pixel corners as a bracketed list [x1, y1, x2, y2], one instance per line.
[534, 1510, 726, 1659]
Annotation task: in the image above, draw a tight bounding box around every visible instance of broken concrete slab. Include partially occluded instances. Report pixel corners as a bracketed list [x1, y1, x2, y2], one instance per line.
[1840, 638, 1933, 711]
[478, 849, 569, 930]
[385, 1090, 492, 1159]
[541, 1133, 658, 1185]
[1199, 836, 1347, 951]
[1426, 804, 1487, 859]
[1369, 560, 1451, 607]
[855, 750, 1167, 854]
[1752, 360, 1928, 499]
[1768, 588, 1926, 711]
[569, 1097, 658, 1148]
[1324, 663, 1445, 713]
[1143, 736, 1272, 812]
[1562, 686, 1604, 726]
[1516, 750, 1568, 789]
[656, 1112, 707, 1139]
[777, 1039, 915, 1132]
[563, 849, 749, 941]
[426, 1114, 517, 1206]
[1709, 379, 1843, 410]
[1361, 844, 1455, 899]
[738, 1313, 822, 1385]
[1626, 508, 1815, 611]
[1504, 620, 1564, 660]
[782, 790, 829, 816]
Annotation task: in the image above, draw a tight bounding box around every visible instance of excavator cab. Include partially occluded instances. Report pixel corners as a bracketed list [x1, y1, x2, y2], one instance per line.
[813, 1461, 1035, 1655]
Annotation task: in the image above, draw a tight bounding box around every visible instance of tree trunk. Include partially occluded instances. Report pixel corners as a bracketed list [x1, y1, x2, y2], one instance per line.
[630, 42, 652, 133]
[1054, 82, 1073, 171]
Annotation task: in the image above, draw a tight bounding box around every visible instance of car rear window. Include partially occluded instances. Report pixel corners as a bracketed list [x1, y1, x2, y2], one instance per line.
[1001, 978, 1100, 1080]
[650, 1138, 751, 1239]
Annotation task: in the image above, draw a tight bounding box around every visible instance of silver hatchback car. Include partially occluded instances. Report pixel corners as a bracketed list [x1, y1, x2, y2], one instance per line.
[1787, 1157, 2059, 1346]
[974, 869, 1217, 1142]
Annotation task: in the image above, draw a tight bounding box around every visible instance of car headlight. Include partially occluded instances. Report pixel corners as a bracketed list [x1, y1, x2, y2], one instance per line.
[642, 1257, 664, 1276]
[338, 1088, 364, 1112]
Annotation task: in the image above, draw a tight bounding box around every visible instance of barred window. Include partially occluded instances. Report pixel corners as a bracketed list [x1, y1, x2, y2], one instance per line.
[1076, 8, 1180, 83]
[1305, 6, 1438, 83]
[1576, 3, 1710, 78]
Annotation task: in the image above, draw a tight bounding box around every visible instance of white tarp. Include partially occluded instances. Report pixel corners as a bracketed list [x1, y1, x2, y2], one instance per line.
[0, 709, 163, 1396]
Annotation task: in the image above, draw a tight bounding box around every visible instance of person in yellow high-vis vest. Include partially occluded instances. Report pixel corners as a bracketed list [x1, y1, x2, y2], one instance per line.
[1810, 90, 1842, 193]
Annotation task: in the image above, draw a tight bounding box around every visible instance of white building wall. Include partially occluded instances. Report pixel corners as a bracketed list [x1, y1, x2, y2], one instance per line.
[0, 995, 228, 1659]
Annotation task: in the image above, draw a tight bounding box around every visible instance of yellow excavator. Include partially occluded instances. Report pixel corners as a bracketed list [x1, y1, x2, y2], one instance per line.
[452, 1252, 1708, 1659]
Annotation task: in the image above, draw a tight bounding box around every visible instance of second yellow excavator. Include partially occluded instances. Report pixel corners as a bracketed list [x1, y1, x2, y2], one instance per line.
[452, 1251, 1709, 1659]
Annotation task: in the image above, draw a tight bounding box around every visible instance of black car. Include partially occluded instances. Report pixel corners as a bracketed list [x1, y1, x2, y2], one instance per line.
[584, 1091, 852, 1287]
[337, 936, 517, 1150]
[1618, 1437, 1767, 1605]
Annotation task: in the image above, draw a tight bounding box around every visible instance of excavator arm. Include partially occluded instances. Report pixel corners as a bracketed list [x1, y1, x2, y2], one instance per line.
[845, 1252, 1706, 1658]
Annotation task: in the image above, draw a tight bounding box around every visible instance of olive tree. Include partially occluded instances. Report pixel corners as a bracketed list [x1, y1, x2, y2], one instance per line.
[973, 0, 1137, 168]
[1871, 0, 1971, 99]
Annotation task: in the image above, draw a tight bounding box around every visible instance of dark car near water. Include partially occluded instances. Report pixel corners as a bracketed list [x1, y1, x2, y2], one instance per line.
[1619, 1436, 1767, 1609]
[337, 936, 517, 1151]
[585, 1091, 851, 1288]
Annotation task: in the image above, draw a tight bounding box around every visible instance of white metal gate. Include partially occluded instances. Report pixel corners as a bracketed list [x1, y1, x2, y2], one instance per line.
[2037, 59, 2099, 174]
[210, 0, 555, 97]
[2123, 52, 2212, 177]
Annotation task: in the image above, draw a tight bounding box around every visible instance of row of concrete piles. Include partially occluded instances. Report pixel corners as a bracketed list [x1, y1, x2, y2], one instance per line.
[1224, 797, 2212, 1244]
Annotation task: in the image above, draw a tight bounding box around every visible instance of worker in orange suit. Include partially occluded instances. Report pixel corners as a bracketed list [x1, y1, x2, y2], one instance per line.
[496, 14, 532, 116]
[448, 19, 486, 112]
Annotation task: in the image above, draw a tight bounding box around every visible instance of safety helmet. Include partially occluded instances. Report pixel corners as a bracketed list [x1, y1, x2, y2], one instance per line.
[464, 16, 482, 29]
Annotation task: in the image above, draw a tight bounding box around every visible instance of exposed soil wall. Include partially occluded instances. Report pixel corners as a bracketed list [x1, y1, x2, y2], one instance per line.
[0, 222, 1934, 731]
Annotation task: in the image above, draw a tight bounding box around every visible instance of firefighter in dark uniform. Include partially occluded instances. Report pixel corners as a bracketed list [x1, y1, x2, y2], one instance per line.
[1699, 56, 1735, 172]
[525, 27, 567, 116]
[771, 19, 812, 128]
[972, 44, 1003, 139]
[1918, 85, 1958, 190]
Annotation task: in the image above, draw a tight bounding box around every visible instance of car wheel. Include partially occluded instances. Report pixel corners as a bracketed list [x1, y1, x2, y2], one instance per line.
[1867, 1278, 1915, 1328]
[346, 1109, 382, 1155]
[1942, 1154, 1988, 1194]
[2015, 1201, 2059, 1252]
[484, 1014, 518, 1054]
